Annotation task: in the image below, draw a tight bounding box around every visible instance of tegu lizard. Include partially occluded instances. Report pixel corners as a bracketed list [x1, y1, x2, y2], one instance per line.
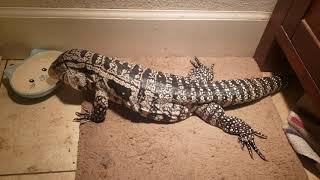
[49, 49, 287, 160]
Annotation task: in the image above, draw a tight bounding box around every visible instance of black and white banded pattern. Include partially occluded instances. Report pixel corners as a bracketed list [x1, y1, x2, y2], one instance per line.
[49, 49, 288, 160]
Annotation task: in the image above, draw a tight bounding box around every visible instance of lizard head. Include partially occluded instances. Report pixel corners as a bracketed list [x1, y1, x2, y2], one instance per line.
[49, 50, 88, 91]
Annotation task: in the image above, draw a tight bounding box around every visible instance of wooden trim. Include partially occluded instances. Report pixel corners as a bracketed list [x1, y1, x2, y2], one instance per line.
[305, 0, 320, 40]
[254, 0, 294, 71]
[276, 26, 320, 103]
[282, 0, 312, 38]
[292, 20, 320, 90]
[0, 7, 270, 21]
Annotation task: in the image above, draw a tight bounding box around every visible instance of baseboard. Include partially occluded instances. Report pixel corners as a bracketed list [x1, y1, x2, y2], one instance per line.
[0, 7, 270, 59]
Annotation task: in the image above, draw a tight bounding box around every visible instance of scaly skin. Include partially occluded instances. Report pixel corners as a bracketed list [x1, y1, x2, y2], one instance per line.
[49, 49, 287, 160]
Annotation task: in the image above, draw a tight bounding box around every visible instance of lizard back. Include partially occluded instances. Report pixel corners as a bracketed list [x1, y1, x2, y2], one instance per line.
[51, 49, 286, 109]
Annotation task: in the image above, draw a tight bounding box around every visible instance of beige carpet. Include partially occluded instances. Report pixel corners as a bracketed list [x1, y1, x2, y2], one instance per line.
[75, 57, 307, 179]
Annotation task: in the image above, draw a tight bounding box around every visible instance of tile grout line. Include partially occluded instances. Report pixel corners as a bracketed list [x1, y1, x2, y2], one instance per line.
[2, 59, 24, 60]
[0, 59, 8, 88]
[0, 170, 76, 177]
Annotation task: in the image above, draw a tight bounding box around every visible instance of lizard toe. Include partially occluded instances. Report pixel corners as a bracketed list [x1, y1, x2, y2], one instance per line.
[74, 112, 92, 122]
[238, 131, 267, 161]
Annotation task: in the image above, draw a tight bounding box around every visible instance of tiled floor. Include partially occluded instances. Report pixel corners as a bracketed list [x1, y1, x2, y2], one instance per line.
[0, 58, 318, 179]
[0, 59, 78, 179]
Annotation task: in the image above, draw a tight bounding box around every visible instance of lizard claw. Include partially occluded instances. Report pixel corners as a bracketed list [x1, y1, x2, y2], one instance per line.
[190, 56, 202, 68]
[74, 112, 92, 124]
[254, 130, 268, 139]
[218, 116, 268, 161]
[238, 129, 268, 161]
[74, 110, 106, 123]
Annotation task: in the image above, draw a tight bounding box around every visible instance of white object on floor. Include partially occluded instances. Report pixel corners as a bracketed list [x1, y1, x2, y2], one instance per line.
[284, 111, 320, 163]
[4, 49, 61, 98]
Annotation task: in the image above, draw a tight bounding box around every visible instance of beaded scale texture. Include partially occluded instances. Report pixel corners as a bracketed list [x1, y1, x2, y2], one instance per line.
[49, 49, 287, 160]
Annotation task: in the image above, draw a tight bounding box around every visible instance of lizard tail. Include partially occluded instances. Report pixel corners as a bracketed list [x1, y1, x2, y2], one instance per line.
[263, 74, 288, 93]
[216, 74, 288, 107]
[241, 74, 288, 104]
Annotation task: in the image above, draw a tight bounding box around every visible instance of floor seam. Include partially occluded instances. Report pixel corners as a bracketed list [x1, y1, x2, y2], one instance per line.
[0, 170, 76, 177]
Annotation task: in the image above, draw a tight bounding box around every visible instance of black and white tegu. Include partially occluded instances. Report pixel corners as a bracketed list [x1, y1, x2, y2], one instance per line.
[49, 49, 287, 161]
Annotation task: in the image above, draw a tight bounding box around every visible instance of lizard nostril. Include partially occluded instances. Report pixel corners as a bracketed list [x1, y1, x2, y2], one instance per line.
[29, 79, 35, 83]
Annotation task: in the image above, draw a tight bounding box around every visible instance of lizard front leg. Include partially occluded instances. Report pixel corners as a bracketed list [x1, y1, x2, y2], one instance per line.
[195, 102, 268, 160]
[74, 90, 108, 123]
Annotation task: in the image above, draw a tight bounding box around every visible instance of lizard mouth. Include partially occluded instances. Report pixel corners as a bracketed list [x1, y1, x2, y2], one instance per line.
[48, 66, 59, 80]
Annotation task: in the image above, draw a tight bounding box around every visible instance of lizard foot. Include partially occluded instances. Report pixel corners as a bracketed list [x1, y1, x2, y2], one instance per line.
[188, 57, 214, 82]
[74, 111, 105, 123]
[238, 128, 268, 161]
[74, 111, 92, 124]
[73, 98, 107, 124]
[217, 116, 268, 161]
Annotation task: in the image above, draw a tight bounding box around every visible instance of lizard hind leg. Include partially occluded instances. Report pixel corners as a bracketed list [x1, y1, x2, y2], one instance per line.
[195, 102, 268, 161]
[188, 56, 214, 82]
